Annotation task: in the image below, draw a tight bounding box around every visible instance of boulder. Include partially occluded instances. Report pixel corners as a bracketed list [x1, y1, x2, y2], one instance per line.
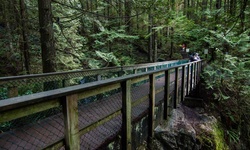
[153, 104, 218, 150]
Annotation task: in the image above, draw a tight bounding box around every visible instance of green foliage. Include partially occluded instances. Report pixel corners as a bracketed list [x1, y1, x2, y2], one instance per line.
[226, 129, 240, 143]
[0, 88, 8, 100]
[202, 48, 250, 147]
[172, 53, 182, 60]
[95, 51, 120, 67]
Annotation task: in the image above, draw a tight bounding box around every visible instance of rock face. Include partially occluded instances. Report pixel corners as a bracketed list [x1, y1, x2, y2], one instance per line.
[153, 104, 217, 150]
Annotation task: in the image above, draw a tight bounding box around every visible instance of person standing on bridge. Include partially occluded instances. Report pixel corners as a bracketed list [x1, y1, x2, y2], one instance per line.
[193, 53, 200, 61]
[190, 53, 200, 62]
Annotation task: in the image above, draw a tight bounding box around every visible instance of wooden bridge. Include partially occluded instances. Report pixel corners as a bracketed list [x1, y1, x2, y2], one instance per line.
[0, 59, 204, 150]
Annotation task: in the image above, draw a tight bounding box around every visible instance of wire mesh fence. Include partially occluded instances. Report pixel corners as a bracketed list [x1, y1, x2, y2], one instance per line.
[0, 106, 64, 150]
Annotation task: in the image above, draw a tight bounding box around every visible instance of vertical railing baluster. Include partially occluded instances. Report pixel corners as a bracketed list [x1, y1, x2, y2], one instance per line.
[186, 64, 190, 96]
[121, 80, 132, 150]
[181, 65, 186, 102]
[97, 74, 102, 81]
[164, 70, 170, 120]
[197, 61, 201, 82]
[133, 68, 137, 74]
[193, 62, 197, 89]
[174, 67, 179, 108]
[62, 94, 80, 150]
[190, 63, 194, 92]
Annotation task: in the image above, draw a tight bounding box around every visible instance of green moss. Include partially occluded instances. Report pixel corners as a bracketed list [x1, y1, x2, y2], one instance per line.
[197, 131, 215, 150]
[197, 122, 229, 150]
[197, 123, 229, 150]
[213, 123, 229, 150]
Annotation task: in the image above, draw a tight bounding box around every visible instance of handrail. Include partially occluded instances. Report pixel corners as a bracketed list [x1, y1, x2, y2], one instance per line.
[0, 60, 203, 150]
[0, 61, 195, 112]
[0, 60, 183, 81]
[0, 59, 188, 99]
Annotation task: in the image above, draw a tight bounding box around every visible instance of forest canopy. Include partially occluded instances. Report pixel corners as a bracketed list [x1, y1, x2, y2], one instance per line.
[0, 0, 249, 76]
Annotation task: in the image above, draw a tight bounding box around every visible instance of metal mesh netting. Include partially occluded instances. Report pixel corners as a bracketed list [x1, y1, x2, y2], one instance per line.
[0, 106, 64, 149]
[78, 73, 158, 149]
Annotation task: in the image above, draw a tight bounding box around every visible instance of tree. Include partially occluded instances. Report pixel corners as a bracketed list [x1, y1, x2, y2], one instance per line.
[38, 0, 56, 73]
[19, 0, 30, 74]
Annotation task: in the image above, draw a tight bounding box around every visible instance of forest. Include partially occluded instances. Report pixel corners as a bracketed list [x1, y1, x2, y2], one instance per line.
[0, 0, 249, 149]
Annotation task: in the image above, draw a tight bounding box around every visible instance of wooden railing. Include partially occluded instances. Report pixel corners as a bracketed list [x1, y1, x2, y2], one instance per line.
[0, 60, 187, 99]
[0, 60, 203, 150]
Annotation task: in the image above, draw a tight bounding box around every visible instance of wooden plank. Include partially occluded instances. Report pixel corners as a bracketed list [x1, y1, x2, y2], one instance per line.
[62, 94, 80, 150]
[78, 110, 121, 136]
[164, 70, 170, 120]
[0, 99, 60, 123]
[132, 95, 149, 107]
[155, 71, 165, 77]
[156, 87, 164, 95]
[43, 138, 64, 150]
[131, 75, 149, 84]
[78, 83, 120, 100]
[121, 79, 132, 150]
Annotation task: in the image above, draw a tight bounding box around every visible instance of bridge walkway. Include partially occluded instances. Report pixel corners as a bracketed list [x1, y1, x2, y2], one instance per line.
[0, 60, 202, 149]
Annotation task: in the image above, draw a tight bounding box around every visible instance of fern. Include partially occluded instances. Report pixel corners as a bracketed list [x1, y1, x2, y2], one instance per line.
[95, 51, 120, 66]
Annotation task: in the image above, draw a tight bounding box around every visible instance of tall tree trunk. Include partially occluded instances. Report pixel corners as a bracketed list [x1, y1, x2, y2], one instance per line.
[153, 30, 157, 62]
[229, 0, 236, 15]
[20, 0, 30, 74]
[124, 0, 131, 33]
[170, 27, 174, 59]
[201, 0, 208, 22]
[107, 0, 111, 52]
[240, 0, 248, 33]
[118, 0, 122, 26]
[38, 0, 56, 73]
[210, 0, 213, 10]
[187, 0, 190, 19]
[183, 0, 187, 16]
[148, 10, 153, 62]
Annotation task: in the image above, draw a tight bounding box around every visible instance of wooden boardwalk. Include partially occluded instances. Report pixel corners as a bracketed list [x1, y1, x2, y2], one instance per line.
[0, 68, 184, 150]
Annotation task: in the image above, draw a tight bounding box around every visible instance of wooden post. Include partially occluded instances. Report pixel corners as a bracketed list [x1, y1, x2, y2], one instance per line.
[121, 80, 132, 150]
[97, 74, 102, 81]
[174, 67, 179, 108]
[148, 74, 156, 144]
[186, 64, 190, 96]
[181, 65, 186, 102]
[133, 69, 137, 74]
[164, 70, 170, 120]
[190, 63, 193, 91]
[193, 62, 197, 87]
[62, 94, 80, 150]
[197, 62, 201, 82]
